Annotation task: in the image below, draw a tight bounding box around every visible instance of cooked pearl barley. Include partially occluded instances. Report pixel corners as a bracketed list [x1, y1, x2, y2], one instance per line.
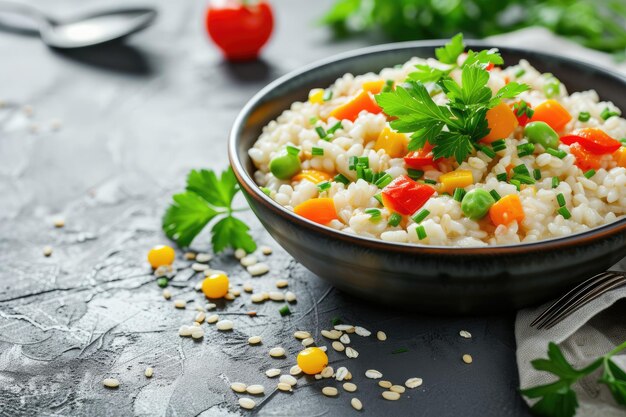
[459, 330, 472, 338]
[162, 289, 172, 300]
[321, 329, 342, 340]
[269, 347, 285, 357]
[378, 380, 392, 389]
[216, 320, 233, 331]
[343, 382, 357, 392]
[334, 325, 354, 331]
[376, 331, 387, 341]
[294, 331, 311, 340]
[345, 371, 352, 381]
[265, 368, 281, 378]
[405, 377, 423, 389]
[224, 293, 235, 301]
[335, 367, 348, 381]
[103, 378, 119, 388]
[191, 329, 204, 339]
[241, 255, 258, 267]
[365, 370, 382, 379]
[191, 263, 209, 272]
[332, 341, 345, 352]
[351, 398, 363, 411]
[322, 387, 338, 397]
[321, 366, 334, 378]
[277, 382, 293, 392]
[289, 365, 302, 376]
[462, 354, 473, 364]
[269, 291, 285, 301]
[382, 391, 400, 401]
[178, 326, 193, 337]
[248, 336, 262, 345]
[195, 312, 206, 323]
[43, 246, 53, 257]
[183, 252, 196, 260]
[234, 248, 247, 259]
[260, 245, 273, 255]
[339, 334, 350, 344]
[243, 282, 253, 292]
[275, 279, 288, 288]
[390, 385, 406, 394]
[174, 299, 186, 309]
[279, 375, 297, 386]
[239, 397, 256, 410]
[205, 303, 216, 310]
[315, 374, 322, 380]
[247, 263, 269, 276]
[194, 282, 203, 291]
[354, 326, 371, 337]
[195, 253, 212, 263]
[246, 384, 265, 395]
[207, 314, 219, 324]
[53, 218, 65, 228]
[346, 347, 359, 358]
[251, 293, 265, 303]
[231, 382, 247, 393]
[144, 367, 153, 378]
[285, 291, 297, 302]
[231, 288, 241, 297]
[302, 337, 314, 347]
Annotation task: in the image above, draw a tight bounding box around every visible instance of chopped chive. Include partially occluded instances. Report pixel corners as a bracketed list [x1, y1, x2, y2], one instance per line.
[327, 121, 343, 134]
[334, 173, 350, 185]
[331, 317, 342, 326]
[512, 164, 530, 176]
[621, 138, 626, 146]
[412, 209, 430, 224]
[557, 206, 572, 219]
[317, 181, 331, 192]
[416, 225, 427, 240]
[515, 68, 526, 78]
[551, 176, 560, 188]
[157, 277, 169, 288]
[584, 169, 596, 179]
[512, 174, 535, 185]
[533, 168, 542, 180]
[349, 156, 358, 170]
[546, 148, 567, 159]
[309, 116, 319, 124]
[365, 208, 382, 221]
[375, 173, 393, 188]
[388, 212, 402, 227]
[491, 139, 507, 152]
[279, 305, 291, 316]
[286, 145, 300, 156]
[315, 126, 327, 139]
[371, 172, 381, 184]
[312, 146, 324, 156]
[407, 168, 424, 180]
[356, 165, 364, 179]
[510, 179, 521, 191]
[556, 193, 566, 207]
[322, 89, 333, 101]
[453, 188, 466, 202]
[480, 145, 496, 159]
[489, 189, 501, 201]
[373, 193, 383, 204]
[423, 179, 437, 185]
[364, 168, 373, 183]
[578, 112, 590, 122]
[358, 156, 369, 168]
[391, 347, 408, 354]
[496, 172, 508, 182]
[260, 187, 271, 196]
[600, 107, 619, 120]
[381, 79, 394, 93]
[517, 143, 535, 157]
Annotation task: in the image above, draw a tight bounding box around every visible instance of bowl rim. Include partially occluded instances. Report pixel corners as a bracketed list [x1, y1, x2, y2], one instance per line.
[229, 39, 626, 255]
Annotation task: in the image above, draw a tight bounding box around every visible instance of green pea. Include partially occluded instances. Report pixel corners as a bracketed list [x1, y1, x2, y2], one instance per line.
[461, 189, 495, 220]
[269, 152, 301, 180]
[157, 277, 169, 288]
[543, 76, 561, 98]
[524, 121, 559, 149]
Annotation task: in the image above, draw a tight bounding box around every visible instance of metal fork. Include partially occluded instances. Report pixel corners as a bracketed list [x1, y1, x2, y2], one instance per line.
[530, 271, 626, 330]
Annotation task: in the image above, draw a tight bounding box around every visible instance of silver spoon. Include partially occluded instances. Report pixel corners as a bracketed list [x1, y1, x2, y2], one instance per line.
[0, 1, 157, 48]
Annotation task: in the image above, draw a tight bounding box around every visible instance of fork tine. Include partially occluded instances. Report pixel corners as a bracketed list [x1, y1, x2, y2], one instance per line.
[530, 271, 615, 327]
[541, 275, 626, 330]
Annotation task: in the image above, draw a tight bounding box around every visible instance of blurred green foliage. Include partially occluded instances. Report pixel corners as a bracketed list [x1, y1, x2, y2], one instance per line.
[322, 0, 626, 55]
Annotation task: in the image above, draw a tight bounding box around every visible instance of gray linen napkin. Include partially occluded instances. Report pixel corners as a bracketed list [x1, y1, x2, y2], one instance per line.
[486, 28, 626, 416]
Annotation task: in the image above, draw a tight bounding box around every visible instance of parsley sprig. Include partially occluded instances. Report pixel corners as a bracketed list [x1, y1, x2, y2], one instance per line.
[162, 167, 256, 253]
[375, 34, 528, 163]
[521, 341, 626, 417]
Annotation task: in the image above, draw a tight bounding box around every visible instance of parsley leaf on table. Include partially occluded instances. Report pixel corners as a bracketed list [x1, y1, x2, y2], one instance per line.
[163, 167, 256, 253]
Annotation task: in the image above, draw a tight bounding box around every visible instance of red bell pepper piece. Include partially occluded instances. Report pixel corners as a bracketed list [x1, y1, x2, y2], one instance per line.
[404, 142, 434, 169]
[511, 100, 533, 127]
[560, 128, 621, 155]
[569, 143, 603, 171]
[381, 175, 435, 216]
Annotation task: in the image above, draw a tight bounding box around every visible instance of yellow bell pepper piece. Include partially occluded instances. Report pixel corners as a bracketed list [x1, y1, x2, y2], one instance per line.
[374, 127, 408, 158]
[362, 80, 385, 94]
[439, 170, 474, 194]
[308, 89, 324, 104]
[292, 169, 333, 184]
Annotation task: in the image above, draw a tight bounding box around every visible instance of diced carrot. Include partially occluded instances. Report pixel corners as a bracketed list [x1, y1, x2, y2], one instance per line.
[374, 127, 408, 158]
[613, 147, 626, 168]
[308, 88, 324, 104]
[531, 99, 572, 131]
[329, 90, 382, 122]
[292, 169, 333, 184]
[294, 198, 338, 225]
[480, 102, 519, 143]
[489, 194, 525, 226]
[362, 80, 385, 94]
[438, 170, 473, 194]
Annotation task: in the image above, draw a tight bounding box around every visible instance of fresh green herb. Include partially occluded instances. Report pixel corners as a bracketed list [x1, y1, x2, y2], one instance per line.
[491, 139, 507, 152]
[312, 146, 325, 156]
[358, 156, 369, 168]
[334, 173, 350, 185]
[510, 179, 521, 191]
[515, 68, 526, 78]
[621, 138, 626, 146]
[376, 36, 528, 163]
[556, 193, 566, 207]
[513, 100, 535, 119]
[309, 116, 319, 124]
[517, 143, 536, 157]
[512, 174, 535, 185]
[286, 145, 300, 156]
[157, 277, 169, 288]
[521, 341, 626, 417]
[453, 188, 466, 202]
[381, 79, 394, 93]
[412, 209, 430, 223]
[546, 148, 567, 159]
[365, 208, 382, 221]
[260, 187, 272, 196]
[331, 317, 342, 326]
[317, 181, 331, 192]
[327, 121, 343, 134]
[163, 167, 256, 253]
[388, 212, 402, 227]
[392, 347, 409, 354]
[489, 189, 501, 201]
[496, 172, 508, 182]
[552, 177, 560, 188]
[373, 193, 383, 204]
[480, 145, 496, 159]
[601, 107, 620, 120]
[407, 168, 424, 180]
[363, 168, 373, 182]
[533, 168, 542, 180]
[435, 33, 465, 64]
[584, 169, 596, 179]
[315, 126, 327, 139]
[279, 305, 291, 316]
[323, 89, 333, 101]
[578, 112, 591, 122]
[375, 173, 393, 188]
[349, 156, 358, 170]
[557, 206, 572, 219]
[416, 225, 427, 240]
[423, 179, 437, 185]
[513, 164, 530, 176]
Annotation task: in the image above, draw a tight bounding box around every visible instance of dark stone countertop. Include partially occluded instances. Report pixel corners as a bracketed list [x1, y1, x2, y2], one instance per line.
[0, 1, 531, 415]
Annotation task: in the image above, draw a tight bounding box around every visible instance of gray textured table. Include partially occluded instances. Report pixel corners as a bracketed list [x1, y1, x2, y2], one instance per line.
[0, 1, 532, 415]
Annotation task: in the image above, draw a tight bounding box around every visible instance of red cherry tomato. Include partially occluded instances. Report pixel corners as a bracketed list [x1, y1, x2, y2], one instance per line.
[404, 142, 434, 169]
[206, 0, 274, 61]
[569, 142, 603, 171]
[381, 175, 435, 216]
[560, 128, 621, 155]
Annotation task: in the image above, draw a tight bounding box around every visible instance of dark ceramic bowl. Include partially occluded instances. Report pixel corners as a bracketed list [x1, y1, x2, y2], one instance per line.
[229, 41, 626, 313]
